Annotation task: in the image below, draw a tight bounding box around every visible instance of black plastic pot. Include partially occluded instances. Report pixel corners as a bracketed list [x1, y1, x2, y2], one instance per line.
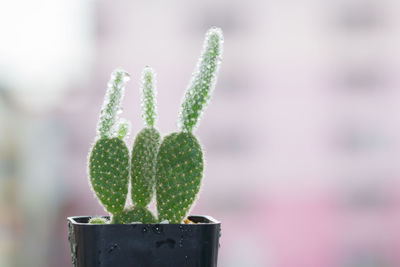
[67, 215, 221, 267]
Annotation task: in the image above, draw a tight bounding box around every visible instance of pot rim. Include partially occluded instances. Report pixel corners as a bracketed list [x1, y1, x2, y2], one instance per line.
[68, 215, 220, 225]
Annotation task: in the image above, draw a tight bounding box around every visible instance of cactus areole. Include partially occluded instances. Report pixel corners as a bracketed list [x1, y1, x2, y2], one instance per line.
[68, 27, 224, 267]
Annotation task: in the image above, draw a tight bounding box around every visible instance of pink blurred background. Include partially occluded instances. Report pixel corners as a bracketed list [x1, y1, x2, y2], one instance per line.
[1, 0, 400, 266]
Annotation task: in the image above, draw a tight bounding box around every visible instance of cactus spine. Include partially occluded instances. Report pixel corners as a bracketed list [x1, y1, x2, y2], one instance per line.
[156, 27, 224, 223]
[87, 27, 223, 224]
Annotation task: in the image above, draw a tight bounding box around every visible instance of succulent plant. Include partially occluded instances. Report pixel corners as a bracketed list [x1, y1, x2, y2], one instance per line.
[88, 70, 131, 221]
[156, 28, 223, 223]
[131, 67, 161, 209]
[87, 27, 223, 224]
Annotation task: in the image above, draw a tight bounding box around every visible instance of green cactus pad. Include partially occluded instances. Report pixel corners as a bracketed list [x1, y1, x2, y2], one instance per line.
[179, 27, 223, 132]
[156, 132, 204, 223]
[97, 69, 130, 138]
[140, 67, 157, 128]
[111, 206, 156, 224]
[89, 217, 109, 224]
[117, 118, 131, 140]
[131, 127, 161, 207]
[89, 137, 129, 214]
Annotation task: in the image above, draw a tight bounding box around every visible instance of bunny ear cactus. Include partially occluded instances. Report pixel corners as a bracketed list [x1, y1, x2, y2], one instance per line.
[88, 68, 158, 224]
[87, 27, 223, 225]
[156, 27, 224, 223]
[131, 67, 161, 208]
[114, 67, 160, 223]
[89, 70, 131, 215]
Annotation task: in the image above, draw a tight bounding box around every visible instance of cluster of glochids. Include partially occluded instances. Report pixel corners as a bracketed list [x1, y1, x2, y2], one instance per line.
[88, 27, 223, 224]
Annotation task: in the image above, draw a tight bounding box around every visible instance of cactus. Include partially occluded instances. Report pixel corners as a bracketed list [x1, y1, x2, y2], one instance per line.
[88, 68, 159, 224]
[87, 27, 223, 224]
[178, 27, 224, 133]
[89, 137, 130, 214]
[89, 70, 131, 216]
[131, 67, 161, 207]
[156, 27, 224, 223]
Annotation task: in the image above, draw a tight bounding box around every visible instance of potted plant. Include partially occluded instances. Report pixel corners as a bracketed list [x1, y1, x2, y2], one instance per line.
[68, 27, 224, 267]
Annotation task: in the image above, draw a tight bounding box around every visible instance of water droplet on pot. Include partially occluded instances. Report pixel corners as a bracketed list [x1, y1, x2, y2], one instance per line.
[107, 243, 119, 253]
[152, 225, 163, 235]
[179, 235, 184, 248]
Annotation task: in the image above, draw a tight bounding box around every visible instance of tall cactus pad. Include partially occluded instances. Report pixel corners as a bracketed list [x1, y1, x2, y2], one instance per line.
[156, 132, 203, 223]
[112, 206, 156, 224]
[131, 127, 161, 207]
[179, 27, 224, 132]
[141, 67, 157, 127]
[89, 138, 129, 214]
[97, 69, 130, 138]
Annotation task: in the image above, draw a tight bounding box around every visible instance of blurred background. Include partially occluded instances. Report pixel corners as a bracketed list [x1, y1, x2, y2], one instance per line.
[1, 0, 400, 266]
